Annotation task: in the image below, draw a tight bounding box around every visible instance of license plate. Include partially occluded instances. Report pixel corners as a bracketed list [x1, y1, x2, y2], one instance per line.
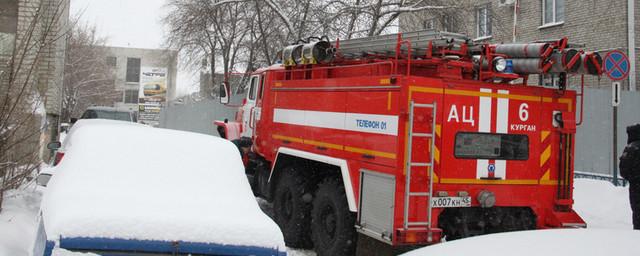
[431, 196, 472, 208]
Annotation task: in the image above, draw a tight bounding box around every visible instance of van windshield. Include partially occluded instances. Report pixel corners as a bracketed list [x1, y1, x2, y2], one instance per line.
[95, 111, 132, 122]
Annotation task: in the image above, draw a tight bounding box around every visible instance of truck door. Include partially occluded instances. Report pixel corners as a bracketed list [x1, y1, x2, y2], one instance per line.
[252, 74, 266, 152]
[241, 75, 260, 138]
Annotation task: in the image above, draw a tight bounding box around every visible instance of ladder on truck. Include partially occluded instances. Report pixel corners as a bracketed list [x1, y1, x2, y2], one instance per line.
[403, 101, 437, 242]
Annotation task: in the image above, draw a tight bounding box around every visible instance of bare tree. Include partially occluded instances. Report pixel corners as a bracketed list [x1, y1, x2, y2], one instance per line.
[61, 21, 119, 122]
[0, 0, 69, 211]
[162, 0, 456, 98]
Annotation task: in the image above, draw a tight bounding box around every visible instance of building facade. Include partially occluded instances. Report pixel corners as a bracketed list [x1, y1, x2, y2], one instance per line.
[101, 46, 178, 126]
[0, 0, 69, 162]
[400, 0, 638, 90]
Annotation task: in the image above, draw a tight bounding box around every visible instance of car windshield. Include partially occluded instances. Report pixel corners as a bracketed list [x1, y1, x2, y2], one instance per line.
[95, 110, 131, 121]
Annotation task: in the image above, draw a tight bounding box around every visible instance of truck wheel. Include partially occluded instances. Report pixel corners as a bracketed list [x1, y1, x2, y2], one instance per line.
[311, 177, 356, 256]
[273, 167, 314, 248]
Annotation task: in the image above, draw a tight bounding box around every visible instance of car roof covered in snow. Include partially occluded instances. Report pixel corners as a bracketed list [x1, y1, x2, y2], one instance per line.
[41, 119, 285, 254]
[402, 229, 640, 256]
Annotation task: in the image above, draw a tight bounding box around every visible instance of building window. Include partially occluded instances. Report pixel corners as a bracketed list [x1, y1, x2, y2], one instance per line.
[423, 18, 435, 30]
[542, 0, 564, 25]
[0, 0, 18, 56]
[106, 56, 117, 67]
[126, 58, 140, 82]
[476, 5, 492, 38]
[441, 15, 455, 32]
[124, 89, 139, 104]
[0, 0, 18, 34]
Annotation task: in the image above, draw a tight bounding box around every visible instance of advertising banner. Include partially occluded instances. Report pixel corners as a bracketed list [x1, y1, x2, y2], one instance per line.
[138, 67, 167, 126]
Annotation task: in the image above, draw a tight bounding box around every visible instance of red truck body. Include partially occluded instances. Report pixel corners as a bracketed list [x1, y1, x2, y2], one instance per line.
[217, 30, 596, 255]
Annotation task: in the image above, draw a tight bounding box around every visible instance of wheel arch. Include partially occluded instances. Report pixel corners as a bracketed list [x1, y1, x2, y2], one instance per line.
[269, 147, 357, 212]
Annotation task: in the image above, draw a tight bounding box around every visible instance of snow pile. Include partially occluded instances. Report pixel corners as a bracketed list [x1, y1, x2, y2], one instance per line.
[573, 178, 632, 229]
[52, 248, 98, 256]
[41, 119, 285, 252]
[0, 184, 43, 256]
[402, 229, 640, 256]
[404, 178, 636, 255]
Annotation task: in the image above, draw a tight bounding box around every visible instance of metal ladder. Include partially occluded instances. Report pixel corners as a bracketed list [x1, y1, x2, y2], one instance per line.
[403, 101, 437, 242]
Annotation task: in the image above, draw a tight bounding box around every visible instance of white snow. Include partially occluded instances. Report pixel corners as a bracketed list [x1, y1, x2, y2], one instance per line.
[0, 184, 43, 256]
[40, 119, 285, 252]
[51, 248, 98, 256]
[573, 178, 633, 229]
[402, 229, 640, 256]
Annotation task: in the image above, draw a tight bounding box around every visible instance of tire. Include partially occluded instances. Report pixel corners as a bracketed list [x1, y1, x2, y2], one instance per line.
[273, 167, 314, 248]
[256, 163, 272, 200]
[255, 167, 265, 198]
[311, 177, 357, 256]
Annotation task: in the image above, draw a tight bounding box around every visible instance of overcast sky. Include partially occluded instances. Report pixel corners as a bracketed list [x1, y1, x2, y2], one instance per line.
[71, 0, 197, 97]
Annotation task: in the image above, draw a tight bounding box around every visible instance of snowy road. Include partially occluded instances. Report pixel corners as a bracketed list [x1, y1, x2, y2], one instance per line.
[256, 198, 316, 256]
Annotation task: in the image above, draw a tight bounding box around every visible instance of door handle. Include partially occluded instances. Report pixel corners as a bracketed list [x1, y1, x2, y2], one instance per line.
[249, 108, 255, 129]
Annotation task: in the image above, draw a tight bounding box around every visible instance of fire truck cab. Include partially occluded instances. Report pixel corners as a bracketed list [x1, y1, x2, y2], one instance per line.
[217, 30, 601, 256]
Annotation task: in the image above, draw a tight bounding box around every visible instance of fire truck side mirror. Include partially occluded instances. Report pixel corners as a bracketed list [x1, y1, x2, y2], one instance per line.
[220, 82, 230, 105]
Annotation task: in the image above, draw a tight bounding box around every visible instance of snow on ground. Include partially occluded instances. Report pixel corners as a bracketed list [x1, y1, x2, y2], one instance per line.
[402, 229, 640, 256]
[573, 178, 633, 229]
[404, 178, 636, 255]
[0, 183, 43, 256]
[256, 198, 317, 256]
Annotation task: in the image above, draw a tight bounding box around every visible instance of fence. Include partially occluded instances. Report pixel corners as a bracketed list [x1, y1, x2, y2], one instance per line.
[159, 94, 243, 137]
[575, 87, 640, 180]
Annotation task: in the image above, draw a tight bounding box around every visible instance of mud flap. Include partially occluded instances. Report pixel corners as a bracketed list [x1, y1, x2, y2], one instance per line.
[546, 209, 587, 228]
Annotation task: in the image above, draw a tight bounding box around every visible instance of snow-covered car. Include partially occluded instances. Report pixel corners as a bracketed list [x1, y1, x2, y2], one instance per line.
[33, 119, 286, 256]
[402, 229, 640, 256]
[47, 119, 143, 166]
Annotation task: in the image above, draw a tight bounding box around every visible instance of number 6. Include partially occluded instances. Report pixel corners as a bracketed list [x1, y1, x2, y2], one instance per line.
[519, 103, 529, 121]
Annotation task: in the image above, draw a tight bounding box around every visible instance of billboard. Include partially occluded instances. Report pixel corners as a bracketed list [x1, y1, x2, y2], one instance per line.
[138, 67, 167, 126]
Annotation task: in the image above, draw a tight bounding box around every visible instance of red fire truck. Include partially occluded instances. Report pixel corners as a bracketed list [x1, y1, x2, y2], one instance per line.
[215, 30, 602, 255]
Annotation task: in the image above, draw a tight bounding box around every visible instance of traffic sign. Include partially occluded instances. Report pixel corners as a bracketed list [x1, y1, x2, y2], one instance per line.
[612, 82, 621, 107]
[603, 50, 630, 81]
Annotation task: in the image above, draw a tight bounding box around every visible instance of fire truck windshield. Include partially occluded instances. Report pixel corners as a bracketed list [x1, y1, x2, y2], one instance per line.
[454, 132, 529, 160]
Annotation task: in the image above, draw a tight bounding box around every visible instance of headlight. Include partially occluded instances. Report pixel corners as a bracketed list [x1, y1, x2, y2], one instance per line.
[493, 57, 507, 72]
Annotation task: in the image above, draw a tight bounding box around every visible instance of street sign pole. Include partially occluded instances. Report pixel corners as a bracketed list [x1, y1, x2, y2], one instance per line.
[612, 82, 620, 186]
[604, 49, 628, 186]
[612, 104, 618, 186]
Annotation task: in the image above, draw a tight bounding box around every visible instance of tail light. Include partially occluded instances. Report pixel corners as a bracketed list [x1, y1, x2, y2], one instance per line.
[396, 228, 442, 245]
[53, 152, 65, 166]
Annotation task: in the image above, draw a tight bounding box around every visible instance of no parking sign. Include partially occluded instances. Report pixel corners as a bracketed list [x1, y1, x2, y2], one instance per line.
[603, 50, 630, 81]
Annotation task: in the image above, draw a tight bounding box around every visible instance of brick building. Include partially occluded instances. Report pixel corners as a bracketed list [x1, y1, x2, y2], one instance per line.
[400, 0, 638, 90]
[0, 0, 70, 161]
